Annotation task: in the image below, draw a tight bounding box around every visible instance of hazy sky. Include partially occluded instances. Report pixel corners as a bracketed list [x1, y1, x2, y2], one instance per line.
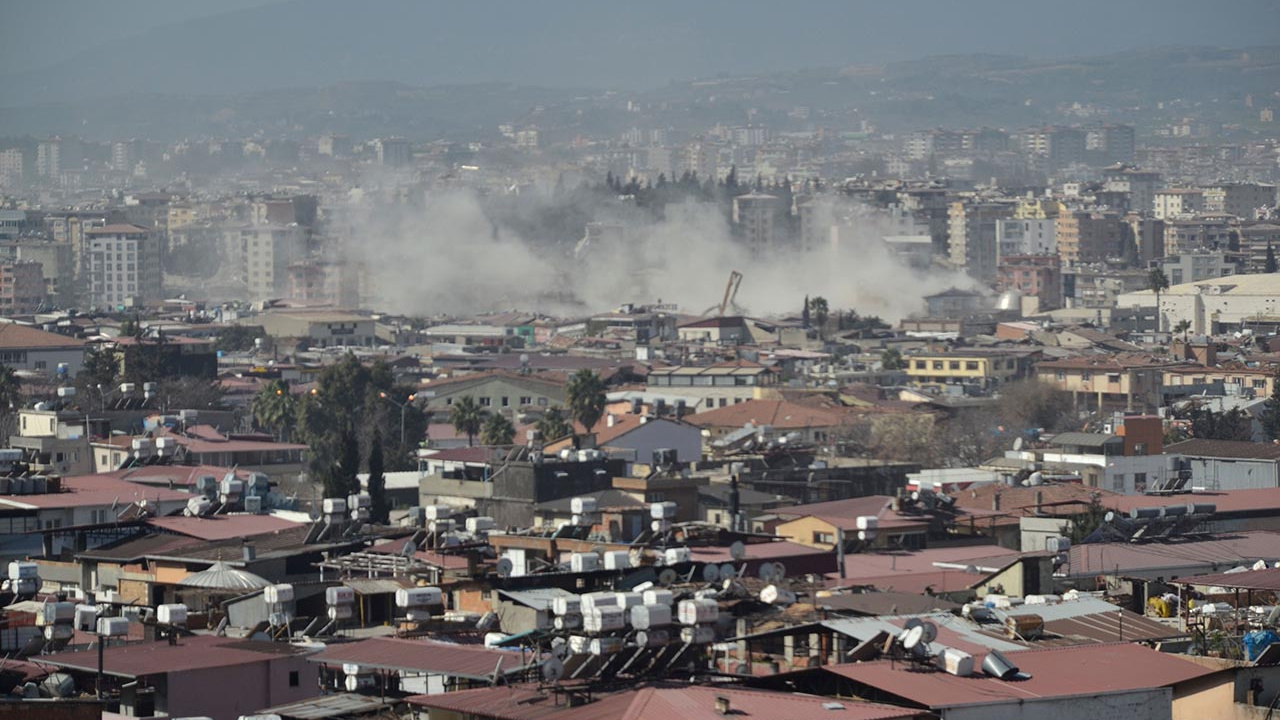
[1, 0, 1275, 101]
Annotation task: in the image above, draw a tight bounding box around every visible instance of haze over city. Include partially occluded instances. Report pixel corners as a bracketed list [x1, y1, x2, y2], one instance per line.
[0, 3, 1278, 719]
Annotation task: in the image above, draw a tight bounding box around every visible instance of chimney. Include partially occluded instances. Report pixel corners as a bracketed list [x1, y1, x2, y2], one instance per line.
[243, 543, 256, 563]
[1035, 490, 1044, 515]
[715, 696, 731, 715]
[606, 414, 616, 428]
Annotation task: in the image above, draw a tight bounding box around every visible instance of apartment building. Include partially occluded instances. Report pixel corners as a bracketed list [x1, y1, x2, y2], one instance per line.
[84, 223, 161, 309]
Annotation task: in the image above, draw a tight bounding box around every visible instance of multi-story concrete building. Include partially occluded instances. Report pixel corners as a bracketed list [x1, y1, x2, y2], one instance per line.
[1238, 222, 1280, 273]
[948, 200, 1012, 281]
[1153, 250, 1243, 286]
[13, 241, 72, 307]
[373, 137, 412, 167]
[906, 348, 1038, 390]
[84, 223, 161, 309]
[733, 192, 780, 257]
[995, 217, 1056, 260]
[1036, 354, 1180, 413]
[1086, 124, 1136, 165]
[35, 138, 60, 177]
[1124, 214, 1165, 265]
[1153, 188, 1205, 219]
[0, 149, 22, 186]
[1102, 166, 1160, 215]
[223, 224, 306, 301]
[0, 259, 45, 315]
[1201, 182, 1277, 219]
[996, 254, 1062, 311]
[1017, 126, 1087, 171]
[1056, 210, 1126, 265]
[1163, 217, 1234, 256]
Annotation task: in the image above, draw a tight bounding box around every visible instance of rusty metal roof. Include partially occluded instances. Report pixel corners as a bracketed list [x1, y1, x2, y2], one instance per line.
[409, 682, 924, 720]
[1170, 566, 1280, 592]
[44, 635, 310, 677]
[817, 643, 1216, 709]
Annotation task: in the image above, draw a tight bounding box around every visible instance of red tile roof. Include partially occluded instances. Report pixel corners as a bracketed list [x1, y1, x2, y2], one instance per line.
[688, 399, 851, 430]
[820, 643, 1215, 709]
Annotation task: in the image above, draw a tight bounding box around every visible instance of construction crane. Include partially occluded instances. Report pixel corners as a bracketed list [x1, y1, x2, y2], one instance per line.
[703, 270, 744, 317]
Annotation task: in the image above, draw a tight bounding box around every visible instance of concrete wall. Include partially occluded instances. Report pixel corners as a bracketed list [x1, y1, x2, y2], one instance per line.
[1185, 457, 1279, 491]
[164, 655, 320, 720]
[609, 419, 702, 466]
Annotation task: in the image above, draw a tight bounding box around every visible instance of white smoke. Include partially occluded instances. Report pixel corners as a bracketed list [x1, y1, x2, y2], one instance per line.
[340, 187, 975, 322]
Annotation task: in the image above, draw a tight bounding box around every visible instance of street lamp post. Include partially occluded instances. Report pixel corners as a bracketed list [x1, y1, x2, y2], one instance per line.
[378, 392, 417, 447]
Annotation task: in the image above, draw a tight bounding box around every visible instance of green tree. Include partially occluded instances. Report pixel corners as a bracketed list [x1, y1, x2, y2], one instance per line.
[157, 376, 225, 411]
[214, 324, 266, 353]
[1179, 403, 1254, 442]
[997, 380, 1075, 434]
[536, 406, 572, 441]
[808, 296, 830, 339]
[1147, 268, 1170, 332]
[1261, 373, 1280, 442]
[77, 348, 120, 401]
[565, 369, 607, 434]
[0, 366, 22, 438]
[881, 348, 905, 371]
[450, 395, 485, 446]
[481, 413, 516, 446]
[253, 380, 297, 441]
[325, 425, 362, 499]
[366, 427, 389, 524]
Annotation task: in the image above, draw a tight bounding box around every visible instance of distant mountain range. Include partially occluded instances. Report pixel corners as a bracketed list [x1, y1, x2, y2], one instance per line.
[2, 0, 1276, 105]
[0, 38, 1275, 142]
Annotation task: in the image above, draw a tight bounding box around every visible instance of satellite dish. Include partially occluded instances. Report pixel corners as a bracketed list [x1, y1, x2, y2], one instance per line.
[757, 564, 774, 582]
[771, 562, 788, 581]
[719, 563, 737, 581]
[658, 568, 678, 587]
[1012, 437, 1024, 451]
[701, 564, 721, 583]
[541, 657, 564, 683]
[919, 621, 938, 644]
[729, 541, 746, 561]
[629, 548, 645, 568]
[400, 541, 417, 558]
[551, 640, 570, 659]
[902, 625, 925, 650]
[903, 618, 924, 632]
[495, 558, 514, 578]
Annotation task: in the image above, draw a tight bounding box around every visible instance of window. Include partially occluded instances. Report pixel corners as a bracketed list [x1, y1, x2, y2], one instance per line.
[479, 397, 491, 407]
[813, 531, 835, 545]
[519, 396, 532, 406]
[914, 360, 927, 370]
[1112, 474, 1125, 491]
[33, 361, 46, 370]
[966, 361, 979, 371]
[500, 396, 509, 407]
[933, 361, 944, 370]
[1082, 372, 1093, 381]
[289, 671, 299, 687]
[949, 361, 960, 370]
[537, 397, 549, 407]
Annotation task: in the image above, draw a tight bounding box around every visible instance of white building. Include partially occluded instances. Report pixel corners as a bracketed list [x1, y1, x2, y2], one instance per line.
[1116, 273, 1280, 336]
[0, 323, 85, 377]
[223, 224, 306, 301]
[1152, 189, 1204, 220]
[995, 217, 1056, 261]
[84, 223, 161, 309]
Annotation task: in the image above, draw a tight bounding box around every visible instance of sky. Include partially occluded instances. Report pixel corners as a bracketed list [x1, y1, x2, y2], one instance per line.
[1, 0, 1275, 101]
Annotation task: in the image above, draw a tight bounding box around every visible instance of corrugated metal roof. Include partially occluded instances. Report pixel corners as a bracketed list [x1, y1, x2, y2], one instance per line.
[308, 637, 531, 680]
[45, 635, 309, 677]
[177, 560, 271, 590]
[819, 591, 962, 616]
[817, 643, 1215, 709]
[147, 514, 303, 541]
[1170, 566, 1280, 591]
[1065, 531, 1280, 577]
[409, 682, 923, 720]
[344, 577, 412, 596]
[259, 692, 390, 719]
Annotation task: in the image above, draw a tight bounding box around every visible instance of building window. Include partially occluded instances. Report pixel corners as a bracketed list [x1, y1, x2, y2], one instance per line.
[949, 361, 960, 370]
[813, 531, 835, 545]
[500, 396, 509, 407]
[914, 360, 927, 370]
[519, 396, 532, 405]
[289, 671, 299, 687]
[933, 361, 944, 370]
[479, 397, 491, 407]
[537, 397, 548, 407]
[966, 361, 979, 371]
[1082, 372, 1093, 381]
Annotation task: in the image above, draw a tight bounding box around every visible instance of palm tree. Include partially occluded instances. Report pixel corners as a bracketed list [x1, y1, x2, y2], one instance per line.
[565, 369, 606, 435]
[450, 395, 485, 446]
[252, 379, 297, 441]
[1147, 268, 1170, 332]
[481, 413, 516, 446]
[536, 406, 572, 441]
[1173, 319, 1192, 343]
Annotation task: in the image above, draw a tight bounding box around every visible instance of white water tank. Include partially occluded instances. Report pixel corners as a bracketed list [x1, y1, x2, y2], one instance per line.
[643, 589, 674, 607]
[156, 604, 188, 626]
[583, 606, 626, 633]
[396, 587, 443, 608]
[570, 553, 600, 573]
[630, 603, 673, 629]
[677, 598, 718, 626]
[551, 595, 581, 617]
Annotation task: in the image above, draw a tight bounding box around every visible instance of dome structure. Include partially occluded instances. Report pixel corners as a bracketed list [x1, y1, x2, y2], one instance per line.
[177, 561, 271, 591]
